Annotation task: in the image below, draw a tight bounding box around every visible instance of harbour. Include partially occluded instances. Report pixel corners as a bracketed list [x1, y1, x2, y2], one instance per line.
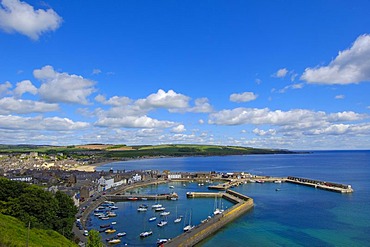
[81, 168, 355, 246]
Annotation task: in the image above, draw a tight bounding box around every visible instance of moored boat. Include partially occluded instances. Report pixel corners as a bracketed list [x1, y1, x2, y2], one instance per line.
[157, 220, 168, 227]
[139, 230, 153, 238]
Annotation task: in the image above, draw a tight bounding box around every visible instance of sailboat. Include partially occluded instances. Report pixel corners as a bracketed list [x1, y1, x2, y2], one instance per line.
[183, 210, 194, 232]
[213, 196, 224, 215]
[174, 206, 182, 223]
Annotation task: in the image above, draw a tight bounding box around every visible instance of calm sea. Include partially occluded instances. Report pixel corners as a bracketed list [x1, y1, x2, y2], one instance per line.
[92, 151, 370, 246]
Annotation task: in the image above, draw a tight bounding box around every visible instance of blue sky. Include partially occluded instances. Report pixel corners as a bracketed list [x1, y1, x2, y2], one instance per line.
[1, 0, 370, 150]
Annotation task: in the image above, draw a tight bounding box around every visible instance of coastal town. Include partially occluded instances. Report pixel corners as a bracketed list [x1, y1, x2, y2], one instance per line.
[0, 150, 354, 246]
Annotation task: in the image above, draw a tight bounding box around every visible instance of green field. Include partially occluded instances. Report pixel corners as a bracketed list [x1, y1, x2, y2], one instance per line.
[0, 213, 77, 247]
[0, 144, 294, 160]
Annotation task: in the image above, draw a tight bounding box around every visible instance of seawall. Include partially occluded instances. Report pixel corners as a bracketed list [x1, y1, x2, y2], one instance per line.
[165, 189, 253, 247]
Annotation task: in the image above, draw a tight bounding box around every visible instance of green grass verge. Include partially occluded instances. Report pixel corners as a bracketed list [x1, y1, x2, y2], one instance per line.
[0, 213, 77, 247]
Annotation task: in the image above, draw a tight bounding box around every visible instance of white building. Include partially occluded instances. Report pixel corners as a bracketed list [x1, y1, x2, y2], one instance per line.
[97, 176, 115, 192]
[132, 174, 142, 182]
[168, 173, 182, 179]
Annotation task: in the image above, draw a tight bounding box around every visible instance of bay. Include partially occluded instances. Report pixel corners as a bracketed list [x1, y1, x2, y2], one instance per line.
[93, 151, 370, 246]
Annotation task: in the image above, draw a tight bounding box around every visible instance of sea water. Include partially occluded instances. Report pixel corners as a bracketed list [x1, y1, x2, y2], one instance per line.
[94, 151, 370, 246]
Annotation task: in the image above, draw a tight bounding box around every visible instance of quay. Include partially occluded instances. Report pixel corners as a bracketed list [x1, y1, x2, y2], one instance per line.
[106, 192, 177, 201]
[165, 189, 254, 247]
[286, 176, 354, 193]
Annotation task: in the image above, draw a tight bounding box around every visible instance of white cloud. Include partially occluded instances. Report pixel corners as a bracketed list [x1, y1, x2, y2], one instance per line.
[13, 80, 37, 97]
[252, 128, 276, 136]
[301, 34, 370, 84]
[0, 97, 58, 114]
[0, 115, 89, 131]
[278, 83, 304, 93]
[208, 107, 366, 126]
[34, 65, 96, 105]
[0, 0, 62, 40]
[171, 124, 186, 133]
[0, 81, 12, 96]
[95, 95, 131, 106]
[335, 94, 345, 99]
[273, 68, 288, 78]
[135, 89, 190, 110]
[95, 115, 177, 129]
[92, 69, 102, 75]
[230, 92, 258, 103]
[187, 98, 213, 113]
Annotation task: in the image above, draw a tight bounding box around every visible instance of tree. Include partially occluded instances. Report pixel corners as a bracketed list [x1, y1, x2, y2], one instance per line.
[86, 229, 104, 247]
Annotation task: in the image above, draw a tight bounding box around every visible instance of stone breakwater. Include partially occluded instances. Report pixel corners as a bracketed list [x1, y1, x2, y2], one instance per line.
[165, 189, 254, 247]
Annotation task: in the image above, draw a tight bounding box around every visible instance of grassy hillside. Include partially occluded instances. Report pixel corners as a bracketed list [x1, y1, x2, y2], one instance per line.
[0, 213, 77, 247]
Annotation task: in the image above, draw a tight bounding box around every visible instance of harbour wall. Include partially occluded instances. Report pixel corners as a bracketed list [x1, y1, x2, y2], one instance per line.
[165, 190, 254, 247]
[286, 176, 353, 193]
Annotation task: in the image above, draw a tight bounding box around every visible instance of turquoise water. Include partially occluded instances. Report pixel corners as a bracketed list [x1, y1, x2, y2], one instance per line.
[93, 151, 370, 246]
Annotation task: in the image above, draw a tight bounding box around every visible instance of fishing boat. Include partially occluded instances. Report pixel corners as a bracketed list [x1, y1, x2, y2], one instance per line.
[109, 206, 119, 210]
[105, 229, 116, 234]
[149, 216, 157, 222]
[157, 220, 168, 227]
[139, 230, 153, 238]
[100, 224, 110, 228]
[107, 212, 117, 217]
[160, 211, 170, 216]
[108, 238, 121, 244]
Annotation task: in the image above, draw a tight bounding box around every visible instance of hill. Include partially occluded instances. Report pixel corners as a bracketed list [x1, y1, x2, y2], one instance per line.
[0, 213, 77, 247]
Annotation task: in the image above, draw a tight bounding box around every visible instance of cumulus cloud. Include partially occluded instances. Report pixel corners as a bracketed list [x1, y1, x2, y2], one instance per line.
[95, 94, 131, 106]
[301, 34, 370, 84]
[0, 115, 89, 131]
[0, 97, 58, 114]
[135, 89, 190, 110]
[34, 65, 96, 105]
[0, 0, 62, 40]
[13, 80, 37, 97]
[171, 124, 186, 133]
[186, 98, 213, 113]
[273, 68, 288, 78]
[230, 92, 258, 103]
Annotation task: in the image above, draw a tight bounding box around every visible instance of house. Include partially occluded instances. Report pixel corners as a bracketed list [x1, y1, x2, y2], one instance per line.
[168, 173, 182, 180]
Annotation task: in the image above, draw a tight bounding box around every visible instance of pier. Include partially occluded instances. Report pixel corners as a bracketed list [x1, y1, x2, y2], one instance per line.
[165, 189, 254, 247]
[286, 176, 353, 193]
[106, 193, 177, 201]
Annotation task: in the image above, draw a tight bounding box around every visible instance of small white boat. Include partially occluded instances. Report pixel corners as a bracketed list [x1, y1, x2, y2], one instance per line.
[183, 225, 194, 232]
[116, 232, 126, 237]
[274, 180, 282, 184]
[157, 220, 168, 227]
[152, 203, 162, 209]
[155, 207, 166, 212]
[139, 230, 153, 238]
[174, 217, 182, 223]
[110, 206, 119, 210]
[137, 207, 148, 212]
[111, 221, 117, 225]
[148, 216, 157, 222]
[157, 239, 169, 245]
[160, 211, 170, 216]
